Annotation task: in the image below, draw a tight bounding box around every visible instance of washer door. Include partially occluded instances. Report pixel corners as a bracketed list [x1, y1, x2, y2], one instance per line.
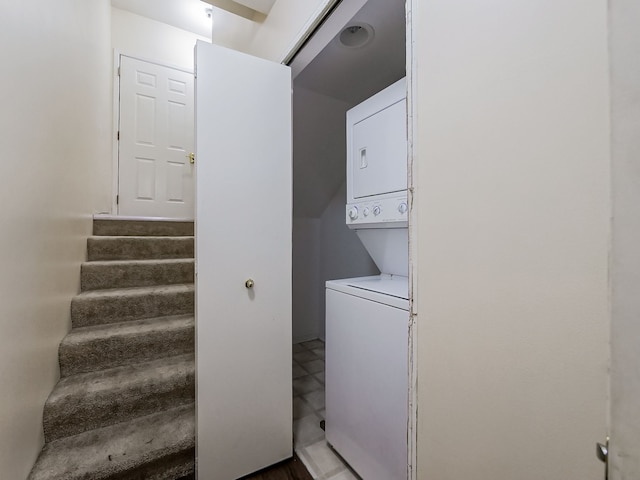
[325, 288, 409, 480]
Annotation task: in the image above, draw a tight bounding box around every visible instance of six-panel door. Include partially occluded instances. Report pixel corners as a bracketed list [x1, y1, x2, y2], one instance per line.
[118, 55, 195, 218]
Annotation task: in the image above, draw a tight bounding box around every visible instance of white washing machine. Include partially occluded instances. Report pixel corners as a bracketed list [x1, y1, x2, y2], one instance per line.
[326, 78, 409, 480]
[325, 275, 408, 480]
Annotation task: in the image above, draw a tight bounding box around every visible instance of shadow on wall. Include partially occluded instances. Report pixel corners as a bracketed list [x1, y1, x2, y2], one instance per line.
[292, 182, 378, 343]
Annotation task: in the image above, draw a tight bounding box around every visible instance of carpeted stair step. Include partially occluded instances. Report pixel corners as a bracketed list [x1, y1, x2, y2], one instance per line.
[29, 403, 195, 480]
[87, 236, 194, 261]
[59, 315, 195, 377]
[43, 354, 195, 442]
[71, 284, 194, 328]
[94, 218, 194, 237]
[28, 216, 198, 480]
[81, 258, 195, 291]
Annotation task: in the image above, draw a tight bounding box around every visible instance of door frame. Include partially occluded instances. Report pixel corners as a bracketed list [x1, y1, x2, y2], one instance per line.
[406, 3, 418, 477]
[111, 51, 194, 216]
[610, 0, 640, 476]
[281, 2, 418, 478]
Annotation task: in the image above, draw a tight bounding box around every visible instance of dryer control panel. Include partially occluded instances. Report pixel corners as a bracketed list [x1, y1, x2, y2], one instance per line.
[346, 194, 408, 229]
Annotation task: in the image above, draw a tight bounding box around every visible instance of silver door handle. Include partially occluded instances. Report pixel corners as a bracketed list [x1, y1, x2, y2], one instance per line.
[596, 437, 609, 480]
[596, 442, 607, 462]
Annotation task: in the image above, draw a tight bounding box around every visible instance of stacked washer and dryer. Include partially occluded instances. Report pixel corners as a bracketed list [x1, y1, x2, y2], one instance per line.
[325, 78, 409, 480]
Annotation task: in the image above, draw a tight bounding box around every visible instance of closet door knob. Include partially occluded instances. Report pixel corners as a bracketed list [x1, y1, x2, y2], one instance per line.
[245, 279, 254, 289]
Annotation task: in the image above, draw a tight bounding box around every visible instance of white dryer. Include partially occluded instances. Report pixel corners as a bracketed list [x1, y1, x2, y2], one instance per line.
[326, 77, 409, 480]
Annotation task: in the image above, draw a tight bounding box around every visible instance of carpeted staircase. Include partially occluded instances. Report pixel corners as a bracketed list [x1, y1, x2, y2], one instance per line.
[28, 217, 196, 480]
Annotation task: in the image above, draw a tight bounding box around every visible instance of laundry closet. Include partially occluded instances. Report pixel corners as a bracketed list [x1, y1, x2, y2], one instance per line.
[291, 0, 406, 345]
[291, 0, 408, 478]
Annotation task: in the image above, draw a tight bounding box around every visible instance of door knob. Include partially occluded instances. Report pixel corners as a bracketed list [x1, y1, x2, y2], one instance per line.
[596, 436, 609, 480]
[245, 279, 254, 289]
[187, 152, 195, 164]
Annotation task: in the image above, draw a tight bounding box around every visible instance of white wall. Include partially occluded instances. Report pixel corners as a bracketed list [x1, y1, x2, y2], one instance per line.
[210, 7, 256, 54]
[112, 7, 211, 70]
[293, 183, 381, 343]
[245, 0, 331, 61]
[293, 87, 352, 218]
[412, 1, 610, 479]
[211, 0, 331, 61]
[318, 182, 378, 339]
[291, 85, 377, 342]
[0, 1, 111, 477]
[292, 218, 322, 342]
[610, 0, 640, 478]
[292, 183, 379, 343]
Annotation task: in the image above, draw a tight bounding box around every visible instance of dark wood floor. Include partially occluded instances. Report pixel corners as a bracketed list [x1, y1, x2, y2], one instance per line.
[176, 453, 312, 480]
[178, 455, 313, 480]
[241, 454, 313, 480]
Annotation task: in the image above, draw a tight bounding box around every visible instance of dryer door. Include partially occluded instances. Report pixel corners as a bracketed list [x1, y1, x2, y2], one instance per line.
[347, 78, 408, 202]
[351, 97, 407, 199]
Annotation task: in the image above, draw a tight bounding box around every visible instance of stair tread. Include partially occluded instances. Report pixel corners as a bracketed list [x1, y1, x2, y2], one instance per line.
[59, 315, 194, 377]
[83, 258, 194, 266]
[88, 235, 194, 240]
[94, 215, 194, 221]
[81, 259, 195, 291]
[74, 283, 194, 299]
[29, 403, 194, 480]
[93, 218, 194, 237]
[87, 236, 194, 261]
[48, 353, 194, 403]
[62, 314, 194, 345]
[71, 284, 194, 328]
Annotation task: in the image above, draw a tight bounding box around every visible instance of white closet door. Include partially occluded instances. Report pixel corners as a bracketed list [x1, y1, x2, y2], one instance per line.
[195, 41, 292, 480]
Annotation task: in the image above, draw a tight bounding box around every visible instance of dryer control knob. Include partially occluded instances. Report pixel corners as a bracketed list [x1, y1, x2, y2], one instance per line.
[398, 202, 408, 214]
[363, 207, 370, 217]
[348, 206, 359, 220]
[373, 205, 381, 216]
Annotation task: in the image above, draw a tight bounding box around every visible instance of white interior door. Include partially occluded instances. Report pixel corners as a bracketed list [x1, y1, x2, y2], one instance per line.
[195, 41, 292, 479]
[118, 55, 195, 218]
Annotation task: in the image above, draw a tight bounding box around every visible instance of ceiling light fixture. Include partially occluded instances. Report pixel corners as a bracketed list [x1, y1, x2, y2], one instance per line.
[338, 22, 374, 48]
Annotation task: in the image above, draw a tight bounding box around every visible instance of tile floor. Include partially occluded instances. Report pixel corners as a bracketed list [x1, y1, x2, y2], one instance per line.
[292, 340, 360, 480]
